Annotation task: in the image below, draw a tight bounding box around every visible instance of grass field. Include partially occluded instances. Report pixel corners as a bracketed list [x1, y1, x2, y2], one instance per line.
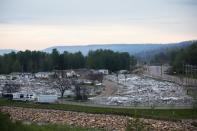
[0, 98, 197, 120]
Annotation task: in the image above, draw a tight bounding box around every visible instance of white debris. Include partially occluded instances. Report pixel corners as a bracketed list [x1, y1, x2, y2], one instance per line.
[90, 74, 193, 106]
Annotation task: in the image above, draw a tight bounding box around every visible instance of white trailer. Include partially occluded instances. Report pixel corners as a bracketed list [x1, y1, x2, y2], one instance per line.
[37, 95, 58, 103]
[12, 93, 36, 101]
[98, 69, 109, 75]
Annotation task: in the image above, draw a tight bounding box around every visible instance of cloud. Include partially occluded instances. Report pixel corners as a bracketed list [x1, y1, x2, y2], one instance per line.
[180, 0, 197, 5]
[166, 0, 197, 6]
[0, 0, 196, 50]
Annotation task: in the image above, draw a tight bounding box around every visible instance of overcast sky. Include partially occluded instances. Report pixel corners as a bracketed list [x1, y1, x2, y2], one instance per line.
[0, 0, 197, 50]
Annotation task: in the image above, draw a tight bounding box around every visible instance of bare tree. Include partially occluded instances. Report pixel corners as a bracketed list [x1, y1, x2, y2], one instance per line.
[73, 80, 88, 100]
[51, 70, 75, 98]
[3, 81, 20, 93]
[74, 80, 81, 100]
[87, 72, 103, 83]
[52, 77, 72, 98]
[52, 70, 87, 99]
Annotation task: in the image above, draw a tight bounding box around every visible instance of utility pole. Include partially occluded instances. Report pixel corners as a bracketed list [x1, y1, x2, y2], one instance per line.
[189, 65, 191, 86]
[160, 64, 163, 78]
[185, 65, 188, 95]
[182, 63, 185, 86]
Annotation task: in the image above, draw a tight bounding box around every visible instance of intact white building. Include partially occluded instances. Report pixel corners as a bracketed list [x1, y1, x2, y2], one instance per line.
[12, 92, 36, 101]
[22, 73, 34, 79]
[98, 69, 109, 75]
[0, 75, 6, 80]
[83, 79, 93, 85]
[35, 72, 54, 79]
[10, 72, 34, 79]
[119, 70, 129, 74]
[95, 83, 102, 86]
[66, 70, 76, 77]
[37, 95, 58, 103]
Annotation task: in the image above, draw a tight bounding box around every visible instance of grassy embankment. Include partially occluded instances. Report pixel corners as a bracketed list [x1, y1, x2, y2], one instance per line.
[0, 98, 197, 120]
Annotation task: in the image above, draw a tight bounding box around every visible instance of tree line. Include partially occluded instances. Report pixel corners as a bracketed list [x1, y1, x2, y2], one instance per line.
[172, 42, 197, 74]
[0, 49, 136, 74]
[150, 41, 197, 74]
[87, 49, 136, 71]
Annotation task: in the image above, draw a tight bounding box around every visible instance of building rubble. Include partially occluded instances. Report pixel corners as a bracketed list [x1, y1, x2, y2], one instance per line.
[90, 74, 193, 107]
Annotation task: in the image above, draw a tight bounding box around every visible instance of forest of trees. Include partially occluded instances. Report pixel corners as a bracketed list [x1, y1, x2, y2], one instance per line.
[0, 49, 136, 74]
[172, 42, 197, 73]
[87, 49, 134, 72]
[150, 41, 197, 74]
[0, 49, 86, 74]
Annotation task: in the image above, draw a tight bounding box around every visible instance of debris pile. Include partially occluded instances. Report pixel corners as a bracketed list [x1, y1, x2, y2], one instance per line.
[90, 74, 193, 106]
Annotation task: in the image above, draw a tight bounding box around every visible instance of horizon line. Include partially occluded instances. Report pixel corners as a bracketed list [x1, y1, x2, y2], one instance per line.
[0, 39, 196, 51]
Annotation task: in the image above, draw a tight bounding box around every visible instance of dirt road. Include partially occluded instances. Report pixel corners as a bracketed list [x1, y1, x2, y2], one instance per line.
[99, 79, 120, 97]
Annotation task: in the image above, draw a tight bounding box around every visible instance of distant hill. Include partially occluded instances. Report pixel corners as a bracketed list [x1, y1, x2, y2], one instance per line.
[43, 44, 163, 55]
[135, 40, 196, 60]
[43, 40, 195, 56]
[0, 40, 195, 56]
[0, 49, 16, 56]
